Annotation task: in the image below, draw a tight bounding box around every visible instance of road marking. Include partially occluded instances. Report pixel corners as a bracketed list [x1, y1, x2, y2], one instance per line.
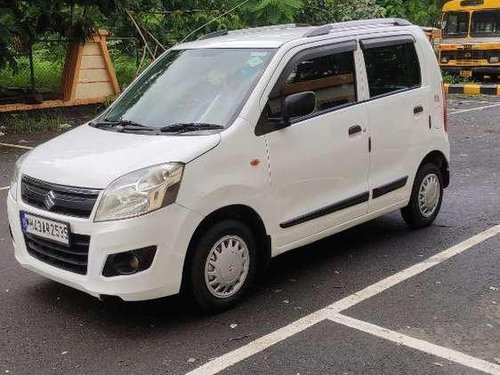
[187, 224, 500, 375]
[449, 101, 500, 115]
[324, 223, 500, 313]
[0, 186, 9, 191]
[329, 314, 500, 375]
[0, 142, 33, 150]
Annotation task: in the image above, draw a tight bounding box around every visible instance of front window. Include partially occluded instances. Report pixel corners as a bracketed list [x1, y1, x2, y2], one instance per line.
[443, 12, 470, 37]
[267, 51, 357, 120]
[471, 10, 500, 36]
[103, 48, 275, 131]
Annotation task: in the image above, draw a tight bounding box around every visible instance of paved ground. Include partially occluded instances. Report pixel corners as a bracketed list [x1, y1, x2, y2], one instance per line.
[0, 96, 499, 375]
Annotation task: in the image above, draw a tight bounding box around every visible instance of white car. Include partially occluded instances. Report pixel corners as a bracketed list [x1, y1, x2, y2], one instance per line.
[7, 19, 450, 312]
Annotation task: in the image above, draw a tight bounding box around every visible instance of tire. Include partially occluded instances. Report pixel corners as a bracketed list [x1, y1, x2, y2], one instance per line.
[188, 220, 257, 313]
[401, 163, 443, 229]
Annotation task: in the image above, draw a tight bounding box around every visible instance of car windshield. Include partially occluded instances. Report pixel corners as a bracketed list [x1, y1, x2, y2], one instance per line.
[103, 48, 276, 130]
[471, 10, 500, 36]
[443, 12, 469, 37]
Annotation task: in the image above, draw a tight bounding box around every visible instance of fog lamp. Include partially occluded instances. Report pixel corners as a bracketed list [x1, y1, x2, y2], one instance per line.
[103, 246, 157, 277]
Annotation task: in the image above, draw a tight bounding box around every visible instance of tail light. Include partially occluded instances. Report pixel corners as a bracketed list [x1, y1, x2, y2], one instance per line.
[442, 84, 448, 132]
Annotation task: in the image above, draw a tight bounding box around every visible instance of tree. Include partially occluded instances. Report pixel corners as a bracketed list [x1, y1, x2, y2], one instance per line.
[296, 0, 385, 25]
[0, 0, 127, 99]
[377, 0, 442, 26]
[0, 8, 18, 73]
[243, 0, 304, 25]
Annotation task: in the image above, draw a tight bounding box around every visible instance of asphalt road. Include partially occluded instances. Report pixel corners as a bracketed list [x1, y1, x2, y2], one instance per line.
[0, 96, 499, 375]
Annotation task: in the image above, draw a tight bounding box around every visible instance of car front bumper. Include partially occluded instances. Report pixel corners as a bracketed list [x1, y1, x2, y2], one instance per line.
[7, 192, 203, 301]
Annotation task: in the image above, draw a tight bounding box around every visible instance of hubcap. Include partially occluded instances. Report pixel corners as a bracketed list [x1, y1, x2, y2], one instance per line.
[204, 235, 250, 299]
[418, 173, 441, 217]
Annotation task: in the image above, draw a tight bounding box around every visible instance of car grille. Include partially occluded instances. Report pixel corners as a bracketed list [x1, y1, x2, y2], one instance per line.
[24, 232, 90, 275]
[21, 175, 101, 218]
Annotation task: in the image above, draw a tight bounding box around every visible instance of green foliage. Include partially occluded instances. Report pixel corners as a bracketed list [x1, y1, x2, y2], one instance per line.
[244, 0, 304, 25]
[442, 74, 474, 84]
[0, 0, 447, 96]
[296, 0, 385, 25]
[0, 9, 19, 73]
[377, 0, 442, 26]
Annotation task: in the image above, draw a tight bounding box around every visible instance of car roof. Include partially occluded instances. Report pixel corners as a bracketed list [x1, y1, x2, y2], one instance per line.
[175, 19, 414, 50]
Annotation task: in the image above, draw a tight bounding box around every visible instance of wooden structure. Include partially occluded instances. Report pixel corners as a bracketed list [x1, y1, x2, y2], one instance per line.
[0, 30, 120, 113]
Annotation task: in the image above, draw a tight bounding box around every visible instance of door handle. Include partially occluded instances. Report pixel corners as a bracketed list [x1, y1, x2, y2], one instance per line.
[414, 105, 424, 115]
[348, 125, 362, 136]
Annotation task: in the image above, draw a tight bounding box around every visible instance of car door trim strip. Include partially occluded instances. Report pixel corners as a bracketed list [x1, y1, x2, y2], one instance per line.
[280, 192, 370, 229]
[372, 176, 408, 199]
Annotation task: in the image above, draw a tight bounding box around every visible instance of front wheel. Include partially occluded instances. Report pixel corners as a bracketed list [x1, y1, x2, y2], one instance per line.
[188, 220, 257, 313]
[401, 163, 443, 229]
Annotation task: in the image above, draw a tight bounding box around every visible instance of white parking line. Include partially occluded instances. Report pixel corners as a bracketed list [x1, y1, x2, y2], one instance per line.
[329, 314, 500, 375]
[0, 142, 33, 150]
[187, 224, 500, 375]
[449, 102, 500, 115]
[0, 186, 9, 191]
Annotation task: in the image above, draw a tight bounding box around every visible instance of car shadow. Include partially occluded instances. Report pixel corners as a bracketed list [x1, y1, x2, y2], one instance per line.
[25, 213, 413, 331]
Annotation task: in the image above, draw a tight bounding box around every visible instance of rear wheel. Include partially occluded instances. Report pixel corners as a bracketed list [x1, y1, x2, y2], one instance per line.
[188, 220, 257, 313]
[401, 163, 443, 229]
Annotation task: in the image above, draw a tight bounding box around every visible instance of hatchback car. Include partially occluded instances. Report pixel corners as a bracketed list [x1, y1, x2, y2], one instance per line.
[7, 18, 450, 312]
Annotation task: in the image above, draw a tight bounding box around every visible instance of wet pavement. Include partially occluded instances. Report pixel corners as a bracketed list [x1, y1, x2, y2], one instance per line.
[0, 96, 499, 375]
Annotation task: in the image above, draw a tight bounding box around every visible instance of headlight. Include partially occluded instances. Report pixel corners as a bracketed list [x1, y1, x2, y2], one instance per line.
[441, 56, 449, 64]
[9, 152, 30, 201]
[489, 56, 499, 64]
[94, 163, 184, 222]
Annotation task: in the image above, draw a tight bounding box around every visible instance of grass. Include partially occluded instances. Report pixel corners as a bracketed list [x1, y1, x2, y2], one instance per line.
[0, 112, 66, 133]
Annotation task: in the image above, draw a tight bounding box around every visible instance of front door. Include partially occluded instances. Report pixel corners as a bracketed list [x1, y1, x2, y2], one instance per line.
[260, 42, 370, 249]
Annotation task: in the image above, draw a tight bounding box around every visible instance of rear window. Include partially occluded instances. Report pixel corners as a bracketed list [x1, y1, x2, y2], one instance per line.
[363, 43, 421, 98]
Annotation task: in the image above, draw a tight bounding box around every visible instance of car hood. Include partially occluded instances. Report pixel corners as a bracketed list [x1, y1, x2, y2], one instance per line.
[21, 124, 221, 188]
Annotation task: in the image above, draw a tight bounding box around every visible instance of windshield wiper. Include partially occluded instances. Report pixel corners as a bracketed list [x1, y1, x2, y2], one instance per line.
[90, 119, 153, 132]
[160, 123, 225, 134]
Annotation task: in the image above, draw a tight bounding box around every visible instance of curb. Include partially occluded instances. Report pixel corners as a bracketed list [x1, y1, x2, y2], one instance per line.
[444, 83, 500, 96]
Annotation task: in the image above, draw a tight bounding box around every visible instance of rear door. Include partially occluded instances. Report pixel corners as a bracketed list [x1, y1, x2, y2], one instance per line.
[258, 41, 370, 249]
[360, 35, 427, 212]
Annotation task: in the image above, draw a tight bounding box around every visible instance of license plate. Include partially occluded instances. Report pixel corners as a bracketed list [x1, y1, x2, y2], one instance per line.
[20, 212, 70, 246]
[460, 70, 472, 78]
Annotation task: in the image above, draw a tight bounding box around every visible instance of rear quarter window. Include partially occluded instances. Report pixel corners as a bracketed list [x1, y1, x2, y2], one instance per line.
[363, 42, 422, 98]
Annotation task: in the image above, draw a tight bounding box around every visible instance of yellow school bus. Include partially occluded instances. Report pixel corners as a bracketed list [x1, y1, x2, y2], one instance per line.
[439, 0, 500, 79]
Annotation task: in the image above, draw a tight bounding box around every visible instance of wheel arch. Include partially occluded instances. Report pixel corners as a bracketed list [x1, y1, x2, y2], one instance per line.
[181, 204, 271, 291]
[418, 150, 450, 188]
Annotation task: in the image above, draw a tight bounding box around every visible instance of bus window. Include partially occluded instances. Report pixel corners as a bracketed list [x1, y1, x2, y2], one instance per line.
[443, 12, 469, 37]
[472, 10, 500, 36]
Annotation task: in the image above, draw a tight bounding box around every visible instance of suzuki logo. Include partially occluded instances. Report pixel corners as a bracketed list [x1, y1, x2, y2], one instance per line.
[44, 191, 57, 210]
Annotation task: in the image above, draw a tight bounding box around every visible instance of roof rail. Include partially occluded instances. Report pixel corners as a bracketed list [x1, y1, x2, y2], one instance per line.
[303, 25, 333, 38]
[230, 24, 298, 35]
[198, 24, 298, 40]
[303, 18, 412, 38]
[198, 30, 228, 40]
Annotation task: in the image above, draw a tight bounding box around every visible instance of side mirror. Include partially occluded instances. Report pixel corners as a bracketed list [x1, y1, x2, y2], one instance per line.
[269, 91, 316, 128]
